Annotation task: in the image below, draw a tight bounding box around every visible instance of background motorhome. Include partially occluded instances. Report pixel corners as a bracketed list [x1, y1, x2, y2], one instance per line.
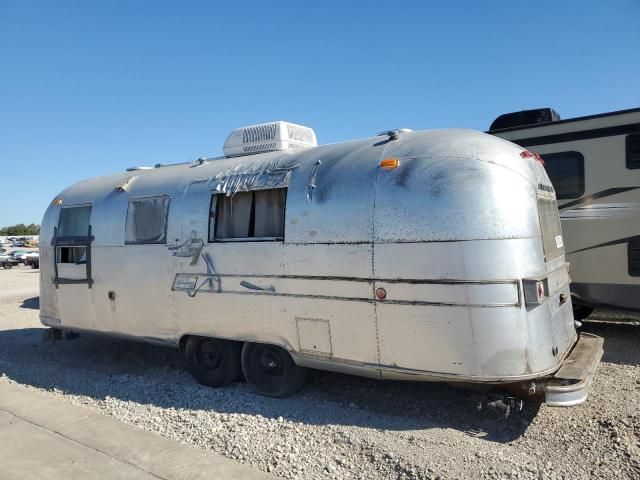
[489, 107, 640, 318]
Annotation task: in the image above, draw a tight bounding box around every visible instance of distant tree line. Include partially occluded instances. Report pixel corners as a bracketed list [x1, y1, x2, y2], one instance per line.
[0, 224, 40, 235]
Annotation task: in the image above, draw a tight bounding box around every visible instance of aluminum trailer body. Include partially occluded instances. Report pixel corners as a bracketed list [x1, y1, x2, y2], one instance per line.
[40, 124, 603, 405]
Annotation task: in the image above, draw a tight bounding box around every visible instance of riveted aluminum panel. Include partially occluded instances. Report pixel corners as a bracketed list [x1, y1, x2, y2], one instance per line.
[376, 304, 529, 377]
[374, 238, 545, 281]
[373, 155, 539, 243]
[284, 139, 384, 244]
[105, 245, 173, 339]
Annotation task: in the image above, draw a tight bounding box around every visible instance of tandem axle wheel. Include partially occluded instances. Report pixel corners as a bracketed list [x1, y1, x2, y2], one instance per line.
[183, 336, 307, 398]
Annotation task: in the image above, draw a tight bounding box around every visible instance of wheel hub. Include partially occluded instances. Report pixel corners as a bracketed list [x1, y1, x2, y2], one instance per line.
[259, 350, 282, 375]
[198, 342, 222, 370]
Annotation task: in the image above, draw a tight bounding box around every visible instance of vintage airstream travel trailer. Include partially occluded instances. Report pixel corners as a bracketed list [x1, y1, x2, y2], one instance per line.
[40, 122, 603, 406]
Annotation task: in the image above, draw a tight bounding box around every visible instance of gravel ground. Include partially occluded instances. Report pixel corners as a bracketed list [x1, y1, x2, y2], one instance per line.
[0, 267, 639, 480]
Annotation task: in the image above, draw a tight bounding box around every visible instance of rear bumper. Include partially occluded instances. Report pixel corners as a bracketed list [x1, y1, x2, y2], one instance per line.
[544, 333, 604, 407]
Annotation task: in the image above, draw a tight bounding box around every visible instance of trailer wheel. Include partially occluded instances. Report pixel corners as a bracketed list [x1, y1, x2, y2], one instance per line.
[241, 343, 306, 398]
[573, 305, 594, 320]
[185, 337, 241, 388]
[3, 263, 12, 269]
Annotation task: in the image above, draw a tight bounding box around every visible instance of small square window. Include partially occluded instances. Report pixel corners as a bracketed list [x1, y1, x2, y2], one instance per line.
[125, 196, 170, 245]
[210, 189, 286, 241]
[626, 133, 640, 169]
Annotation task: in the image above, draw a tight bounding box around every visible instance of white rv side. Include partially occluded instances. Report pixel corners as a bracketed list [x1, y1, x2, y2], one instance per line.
[40, 122, 603, 406]
[490, 107, 640, 317]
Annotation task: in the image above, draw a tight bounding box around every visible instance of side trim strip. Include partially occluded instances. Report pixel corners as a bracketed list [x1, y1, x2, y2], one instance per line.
[510, 123, 640, 147]
[212, 273, 518, 285]
[559, 187, 640, 210]
[568, 235, 640, 255]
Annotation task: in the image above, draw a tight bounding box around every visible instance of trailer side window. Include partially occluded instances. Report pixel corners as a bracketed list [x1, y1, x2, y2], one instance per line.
[540, 151, 585, 200]
[626, 134, 640, 169]
[125, 196, 170, 245]
[210, 189, 286, 241]
[57, 206, 92, 264]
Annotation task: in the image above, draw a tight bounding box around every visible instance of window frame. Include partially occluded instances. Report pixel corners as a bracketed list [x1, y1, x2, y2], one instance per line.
[56, 204, 92, 265]
[124, 195, 170, 245]
[626, 133, 640, 170]
[540, 150, 586, 200]
[208, 188, 287, 243]
[57, 204, 92, 237]
[53, 204, 95, 286]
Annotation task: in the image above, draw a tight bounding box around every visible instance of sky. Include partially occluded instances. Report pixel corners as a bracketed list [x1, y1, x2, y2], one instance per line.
[1, 0, 639, 226]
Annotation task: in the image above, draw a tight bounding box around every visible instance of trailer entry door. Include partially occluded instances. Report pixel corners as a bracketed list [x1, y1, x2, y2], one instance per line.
[54, 205, 95, 329]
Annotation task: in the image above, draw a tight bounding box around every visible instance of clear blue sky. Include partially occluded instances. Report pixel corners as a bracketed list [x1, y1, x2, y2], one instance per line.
[1, 0, 639, 226]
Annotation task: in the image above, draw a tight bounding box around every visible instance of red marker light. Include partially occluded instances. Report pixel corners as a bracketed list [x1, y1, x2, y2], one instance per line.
[375, 287, 387, 300]
[520, 150, 544, 166]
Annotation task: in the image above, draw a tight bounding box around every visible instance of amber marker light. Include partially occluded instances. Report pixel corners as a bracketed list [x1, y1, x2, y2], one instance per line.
[53, 198, 62, 205]
[379, 158, 400, 169]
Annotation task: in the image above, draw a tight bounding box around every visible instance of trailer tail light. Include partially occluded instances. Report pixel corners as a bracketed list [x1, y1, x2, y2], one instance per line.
[520, 150, 545, 166]
[523, 278, 548, 306]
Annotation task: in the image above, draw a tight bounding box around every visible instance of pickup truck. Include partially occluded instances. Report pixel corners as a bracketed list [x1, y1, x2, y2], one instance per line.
[25, 253, 39, 269]
[0, 253, 19, 269]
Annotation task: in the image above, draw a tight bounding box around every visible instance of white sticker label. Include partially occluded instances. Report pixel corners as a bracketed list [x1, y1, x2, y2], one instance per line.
[555, 235, 564, 248]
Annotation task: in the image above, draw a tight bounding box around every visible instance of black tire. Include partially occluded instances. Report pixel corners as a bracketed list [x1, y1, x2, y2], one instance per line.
[185, 336, 241, 388]
[573, 305, 594, 320]
[241, 342, 306, 398]
[3, 264, 12, 269]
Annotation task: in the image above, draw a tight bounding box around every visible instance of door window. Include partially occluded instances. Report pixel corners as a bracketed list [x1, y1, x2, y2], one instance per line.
[57, 206, 91, 264]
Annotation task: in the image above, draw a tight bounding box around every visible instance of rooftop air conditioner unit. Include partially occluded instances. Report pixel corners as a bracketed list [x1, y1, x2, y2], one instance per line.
[223, 121, 317, 157]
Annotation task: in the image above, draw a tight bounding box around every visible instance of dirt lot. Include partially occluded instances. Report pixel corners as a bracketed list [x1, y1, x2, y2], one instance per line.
[1, 267, 639, 479]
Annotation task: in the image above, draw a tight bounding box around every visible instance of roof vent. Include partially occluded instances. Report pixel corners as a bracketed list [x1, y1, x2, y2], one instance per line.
[490, 108, 561, 131]
[223, 121, 317, 157]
